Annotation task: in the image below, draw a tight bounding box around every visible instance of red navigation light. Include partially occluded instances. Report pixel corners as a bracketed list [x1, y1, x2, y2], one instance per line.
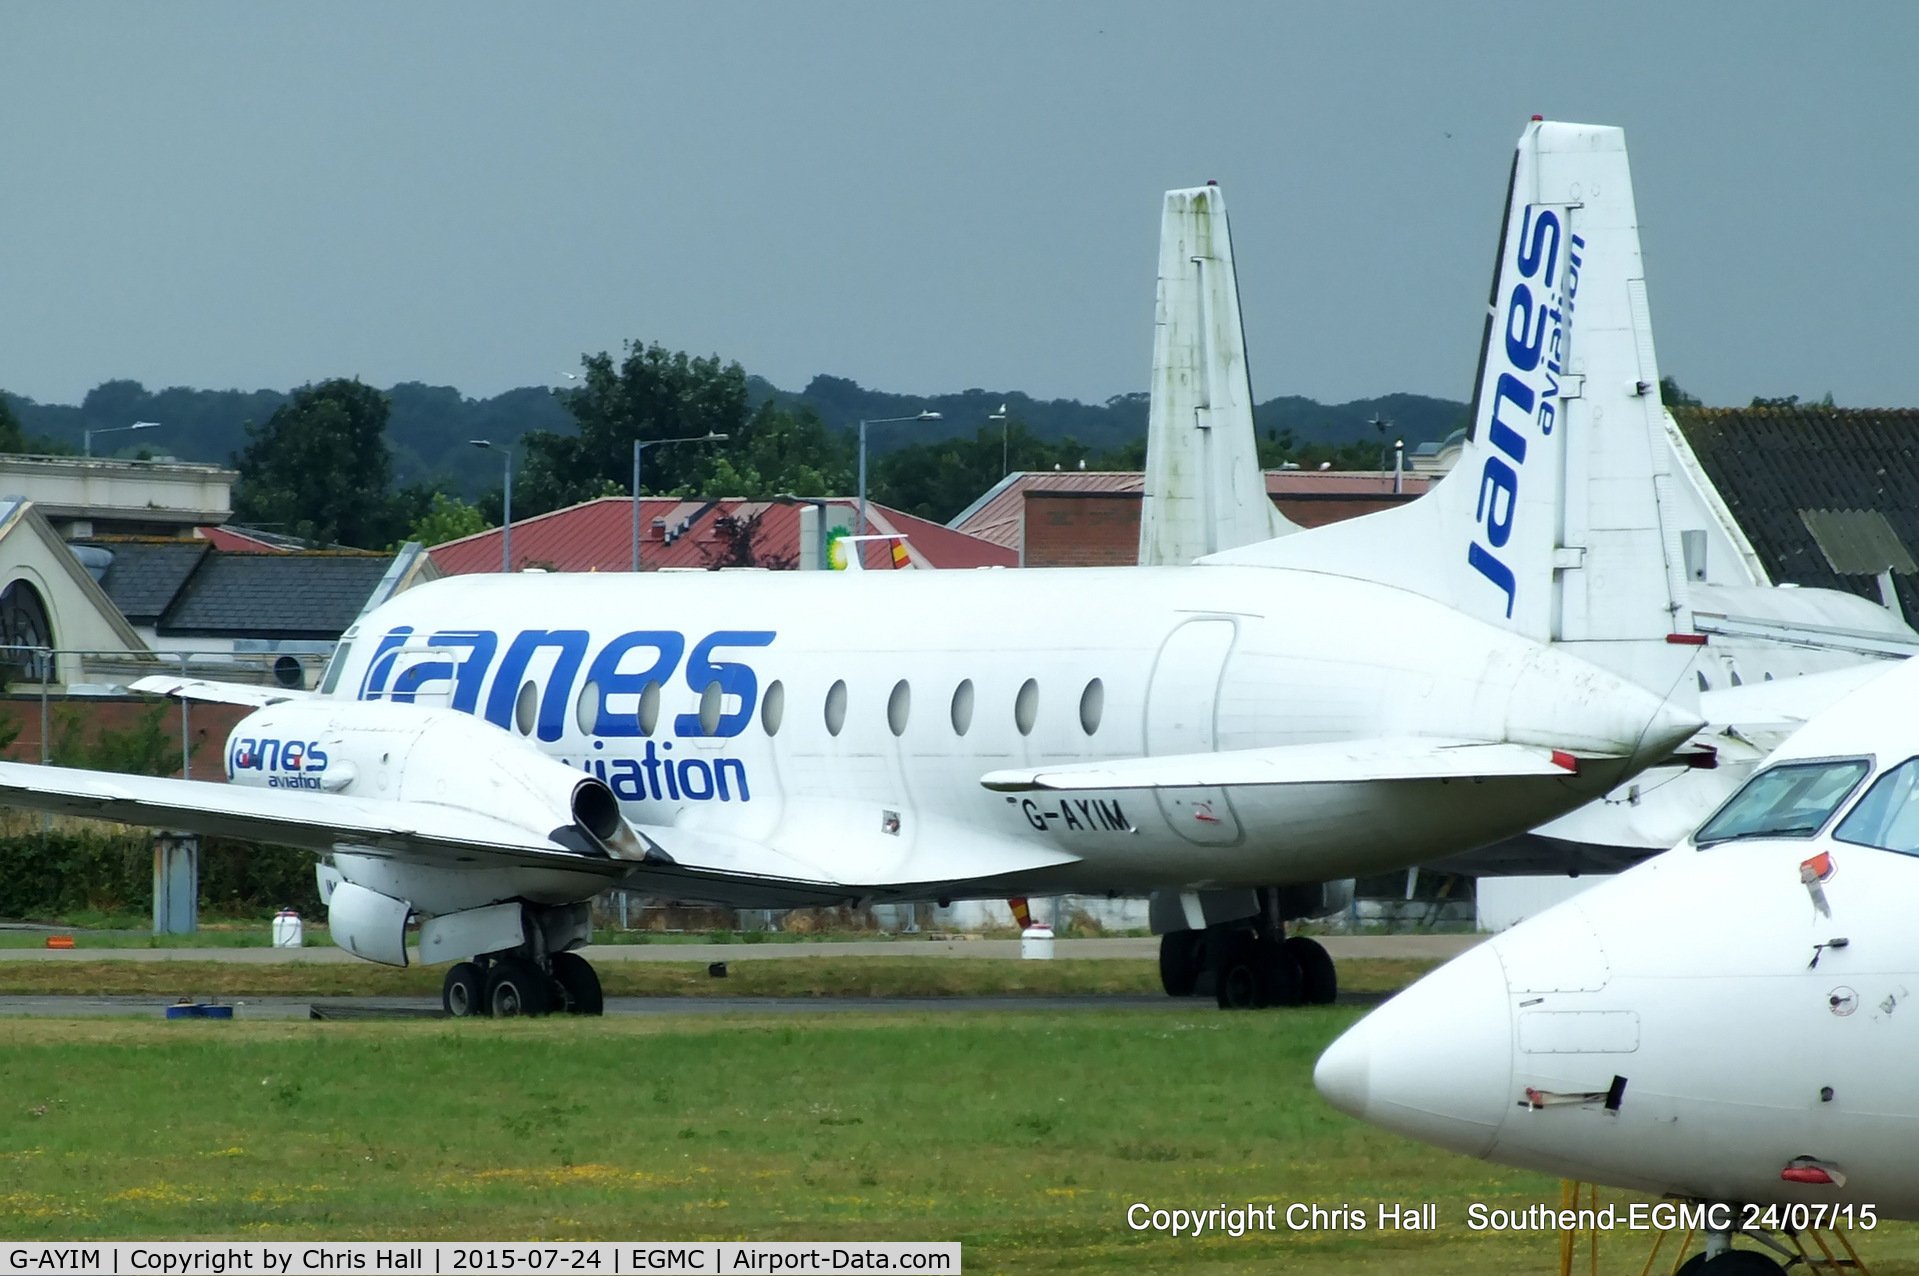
[1665, 633, 1708, 646]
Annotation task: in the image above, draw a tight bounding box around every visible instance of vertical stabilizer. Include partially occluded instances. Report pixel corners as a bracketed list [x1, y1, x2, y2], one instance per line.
[1211, 122, 1692, 650]
[1138, 185, 1298, 566]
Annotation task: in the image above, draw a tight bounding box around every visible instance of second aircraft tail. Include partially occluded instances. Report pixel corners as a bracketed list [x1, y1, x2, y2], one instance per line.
[1213, 120, 1692, 650]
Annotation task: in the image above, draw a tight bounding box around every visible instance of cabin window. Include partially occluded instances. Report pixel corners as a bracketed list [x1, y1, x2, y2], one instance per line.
[762, 680, 785, 736]
[1015, 678, 1039, 736]
[888, 680, 911, 737]
[1695, 758, 1872, 846]
[576, 681, 601, 735]
[638, 680, 662, 736]
[1835, 757, 1919, 855]
[1079, 678, 1104, 735]
[825, 679, 848, 736]
[950, 680, 975, 736]
[514, 680, 538, 735]
[698, 680, 723, 736]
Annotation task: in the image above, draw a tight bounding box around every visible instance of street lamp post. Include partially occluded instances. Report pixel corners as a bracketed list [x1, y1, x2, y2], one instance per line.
[990, 403, 1010, 478]
[632, 433, 728, 572]
[469, 440, 512, 572]
[858, 411, 941, 541]
[84, 421, 160, 458]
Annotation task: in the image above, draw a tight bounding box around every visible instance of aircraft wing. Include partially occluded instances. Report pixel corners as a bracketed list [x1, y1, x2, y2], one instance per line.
[982, 737, 1585, 792]
[0, 762, 1077, 910]
[0, 761, 628, 875]
[128, 674, 313, 708]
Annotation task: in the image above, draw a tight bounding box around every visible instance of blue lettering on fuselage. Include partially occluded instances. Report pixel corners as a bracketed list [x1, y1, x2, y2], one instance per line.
[1467, 202, 1581, 618]
[356, 626, 776, 803]
[229, 737, 330, 790]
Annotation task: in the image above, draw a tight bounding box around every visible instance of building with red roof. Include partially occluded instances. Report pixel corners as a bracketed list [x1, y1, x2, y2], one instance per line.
[428, 495, 1016, 575]
[949, 469, 1435, 566]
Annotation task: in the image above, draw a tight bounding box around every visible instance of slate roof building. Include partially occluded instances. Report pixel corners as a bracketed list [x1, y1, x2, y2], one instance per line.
[75, 537, 438, 680]
[1674, 406, 1919, 621]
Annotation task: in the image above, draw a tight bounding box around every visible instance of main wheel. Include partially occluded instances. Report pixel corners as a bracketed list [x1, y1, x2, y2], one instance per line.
[1255, 942, 1303, 1007]
[442, 961, 486, 1018]
[551, 951, 604, 1016]
[1158, 930, 1201, 997]
[1286, 936, 1338, 1004]
[1698, 1251, 1786, 1275]
[486, 958, 554, 1018]
[1216, 932, 1261, 1009]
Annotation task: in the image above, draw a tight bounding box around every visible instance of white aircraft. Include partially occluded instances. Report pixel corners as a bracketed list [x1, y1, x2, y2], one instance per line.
[1138, 123, 1919, 899]
[0, 118, 1730, 1019]
[1315, 651, 1919, 1272]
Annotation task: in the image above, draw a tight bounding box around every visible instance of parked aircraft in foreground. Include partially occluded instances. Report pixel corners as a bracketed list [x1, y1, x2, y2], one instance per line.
[0, 118, 1725, 1017]
[1316, 653, 1919, 1271]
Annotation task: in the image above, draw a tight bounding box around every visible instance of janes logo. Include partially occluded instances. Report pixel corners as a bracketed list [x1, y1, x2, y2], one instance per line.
[229, 737, 329, 789]
[355, 625, 776, 805]
[1467, 202, 1583, 617]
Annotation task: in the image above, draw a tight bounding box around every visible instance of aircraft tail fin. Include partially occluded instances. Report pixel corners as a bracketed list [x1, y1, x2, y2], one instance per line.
[1211, 121, 1691, 647]
[1138, 184, 1298, 566]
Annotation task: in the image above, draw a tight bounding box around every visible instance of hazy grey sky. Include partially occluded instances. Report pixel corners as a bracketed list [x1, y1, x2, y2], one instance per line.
[2, 2, 1913, 409]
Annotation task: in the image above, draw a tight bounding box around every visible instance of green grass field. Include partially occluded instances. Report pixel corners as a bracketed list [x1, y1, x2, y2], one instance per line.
[0, 957, 1437, 999]
[3, 1010, 1916, 1274]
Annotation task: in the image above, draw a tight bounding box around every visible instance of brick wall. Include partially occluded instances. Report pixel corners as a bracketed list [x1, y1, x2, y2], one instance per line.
[0, 695, 251, 779]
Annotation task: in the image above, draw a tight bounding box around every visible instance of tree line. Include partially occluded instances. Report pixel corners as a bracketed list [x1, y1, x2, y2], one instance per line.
[207, 340, 1452, 550]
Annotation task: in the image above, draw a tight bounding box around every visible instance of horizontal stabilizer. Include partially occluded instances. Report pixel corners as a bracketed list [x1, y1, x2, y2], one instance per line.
[0, 761, 625, 873]
[981, 737, 1589, 793]
[129, 674, 312, 708]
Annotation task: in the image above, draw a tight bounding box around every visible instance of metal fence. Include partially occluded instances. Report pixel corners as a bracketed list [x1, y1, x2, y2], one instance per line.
[0, 645, 333, 778]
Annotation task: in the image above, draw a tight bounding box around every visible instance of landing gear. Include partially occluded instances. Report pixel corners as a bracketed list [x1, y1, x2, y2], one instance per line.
[551, 950, 604, 1016]
[1286, 936, 1338, 1004]
[1158, 929, 1202, 997]
[1157, 887, 1341, 1010]
[1676, 1249, 1785, 1274]
[487, 957, 555, 1017]
[442, 952, 603, 1018]
[1213, 930, 1304, 1009]
[442, 962, 485, 1017]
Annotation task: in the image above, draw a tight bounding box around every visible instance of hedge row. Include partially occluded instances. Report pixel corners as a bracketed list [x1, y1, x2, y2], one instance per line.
[0, 829, 323, 921]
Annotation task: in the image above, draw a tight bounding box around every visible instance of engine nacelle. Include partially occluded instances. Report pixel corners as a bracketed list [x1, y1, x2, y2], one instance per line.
[224, 699, 638, 857]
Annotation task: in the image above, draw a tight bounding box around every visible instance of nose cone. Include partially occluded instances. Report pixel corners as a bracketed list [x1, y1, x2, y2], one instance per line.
[1315, 942, 1514, 1157]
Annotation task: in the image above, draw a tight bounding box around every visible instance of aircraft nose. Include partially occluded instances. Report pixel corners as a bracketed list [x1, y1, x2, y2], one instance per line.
[1314, 941, 1513, 1157]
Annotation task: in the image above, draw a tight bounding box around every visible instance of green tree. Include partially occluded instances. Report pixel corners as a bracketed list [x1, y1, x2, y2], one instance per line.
[232, 379, 402, 548]
[407, 491, 492, 546]
[0, 398, 28, 453]
[518, 343, 752, 517]
[1660, 376, 1702, 408]
[871, 420, 1081, 522]
[696, 402, 854, 499]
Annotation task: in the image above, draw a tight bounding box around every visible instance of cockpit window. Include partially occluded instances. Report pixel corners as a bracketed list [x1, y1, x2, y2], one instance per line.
[1694, 758, 1870, 846]
[1835, 757, 1919, 855]
[318, 642, 352, 695]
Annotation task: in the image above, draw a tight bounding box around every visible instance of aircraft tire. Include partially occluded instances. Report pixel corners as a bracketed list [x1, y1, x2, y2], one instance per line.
[1158, 931, 1201, 997]
[1254, 941, 1303, 1007]
[486, 958, 554, 1018]
[1216, 932, 1261, 1010]
[551, 951, 604, 1016]
[1285, 936, 1338, 1005]
[442, 962, 486, 1018]
[1692, 1252, 1786, 1276]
